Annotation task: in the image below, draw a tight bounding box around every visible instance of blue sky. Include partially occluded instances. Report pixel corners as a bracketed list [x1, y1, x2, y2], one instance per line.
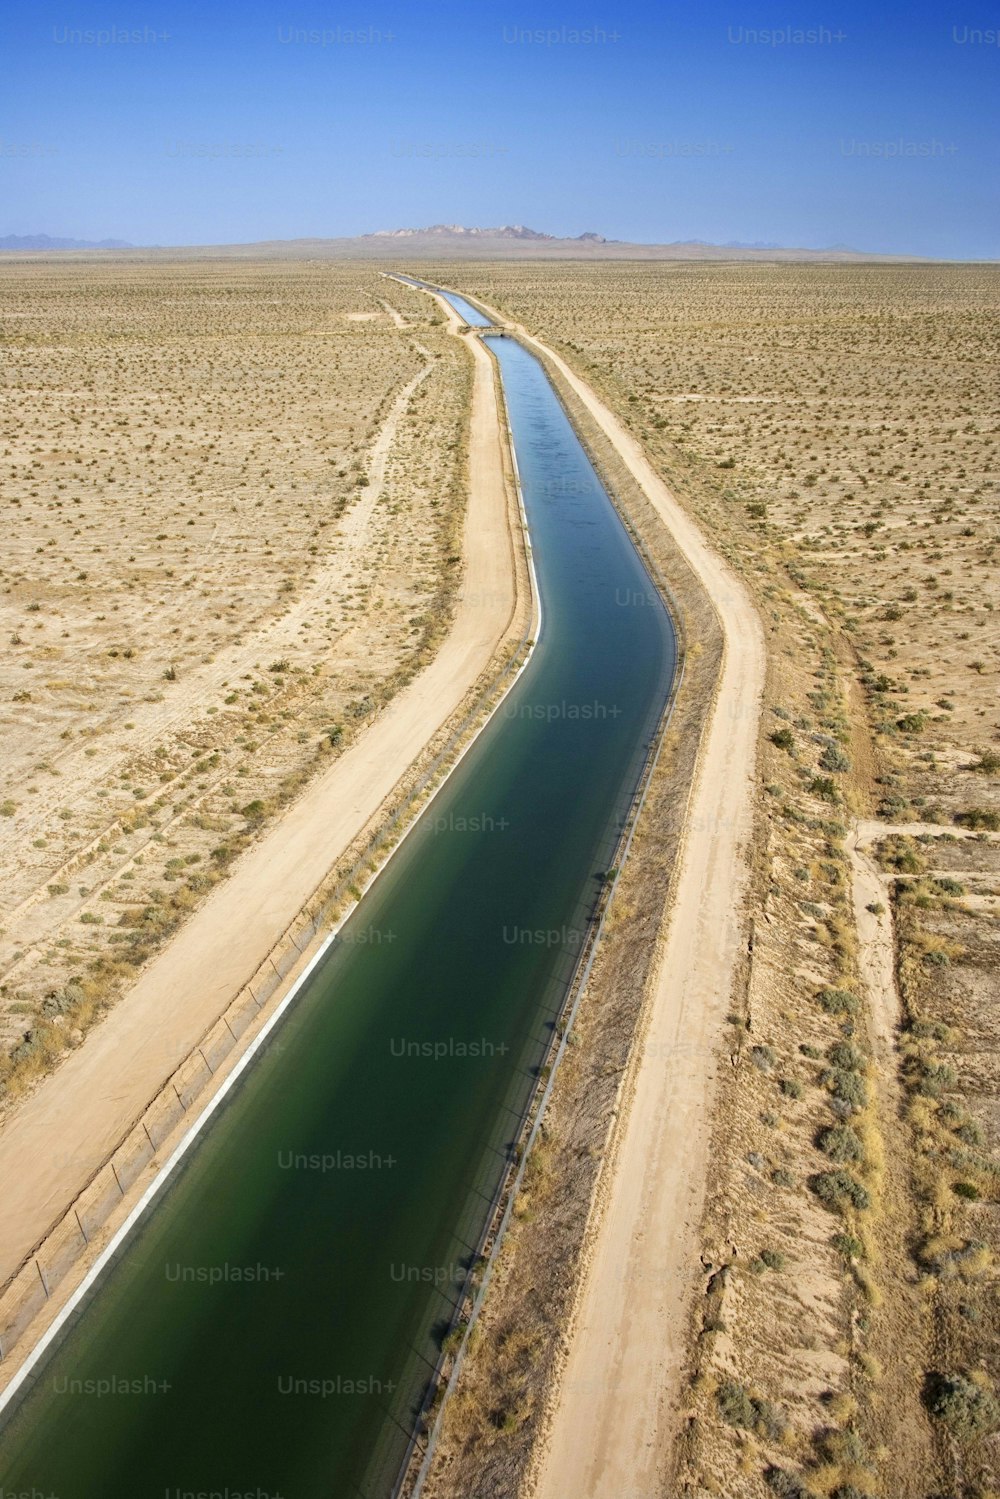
[1, 0, 997, 257]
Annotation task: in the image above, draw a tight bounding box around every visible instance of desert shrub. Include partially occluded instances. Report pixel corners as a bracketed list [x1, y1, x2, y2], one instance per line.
[926, 1371, 1000, 1443]
[877, 791, 911, 819]
[818, 1422, 867, 1465]
[770, 726, 794, 750]
[818, 1125, 864, 1163]
[764, 1468, 810, 1498]
[823, 1068, 868, 1110]
[780, 1077, 803, 1099]
[827, 1040, 865, 1072]
[41, 982, 85, 1018]
[809, 775, 840, 802]
[886, 843, 924, 875]
[716, 1380, 785, 1439]
[832, 1232, 865, 1260]
[955, 808, 1000, 831]
[820, 743, 852, 773]
[911, 1018, 952, 1042]
[915, 1060, 957, 1098]
[812, 1170, 870, 1213]
[751, 1044, 777, 1071]
[717, 1379, 755, 1427]
[817, 987, 859, 1015]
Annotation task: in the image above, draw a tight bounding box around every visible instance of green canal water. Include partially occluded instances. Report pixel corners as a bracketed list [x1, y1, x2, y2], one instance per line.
[0, 320, 676, 1497]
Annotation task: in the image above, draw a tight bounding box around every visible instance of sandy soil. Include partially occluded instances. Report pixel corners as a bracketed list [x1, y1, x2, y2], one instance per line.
[849, 819, 1000, 1050]
[0, 296, 516, 1289]
[473, 315, 767, 1497]
[1, 262, 477, 1082]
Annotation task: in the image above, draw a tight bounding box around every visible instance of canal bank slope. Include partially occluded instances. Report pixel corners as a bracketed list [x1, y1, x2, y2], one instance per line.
[417, 294, 765, 1499]
[0, 292, 527, 1365]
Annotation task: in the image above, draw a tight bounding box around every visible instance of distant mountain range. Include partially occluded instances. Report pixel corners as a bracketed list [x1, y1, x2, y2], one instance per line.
[722, 239, 782, 250]
[370, 224, 608, 243]
[0, 226, 930, 262]
[0, 233, 134, 251]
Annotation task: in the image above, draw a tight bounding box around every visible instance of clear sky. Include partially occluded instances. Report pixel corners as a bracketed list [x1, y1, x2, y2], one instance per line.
[1, 0, 997, 257]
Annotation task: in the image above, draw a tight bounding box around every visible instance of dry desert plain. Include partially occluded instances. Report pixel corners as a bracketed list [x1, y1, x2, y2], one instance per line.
[2, 257, 999, 1499]
[0, 260, 475, 1089]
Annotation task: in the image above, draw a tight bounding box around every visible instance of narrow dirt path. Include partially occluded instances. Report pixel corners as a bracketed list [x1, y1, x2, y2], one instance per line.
[843, 820, 997, 1494]
[846, 825, 903, 1051]
[379, 297, 409, 329]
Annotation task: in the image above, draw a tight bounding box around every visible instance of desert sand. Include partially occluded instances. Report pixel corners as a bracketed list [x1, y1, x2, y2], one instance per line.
[1, 262, 468, 1074]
